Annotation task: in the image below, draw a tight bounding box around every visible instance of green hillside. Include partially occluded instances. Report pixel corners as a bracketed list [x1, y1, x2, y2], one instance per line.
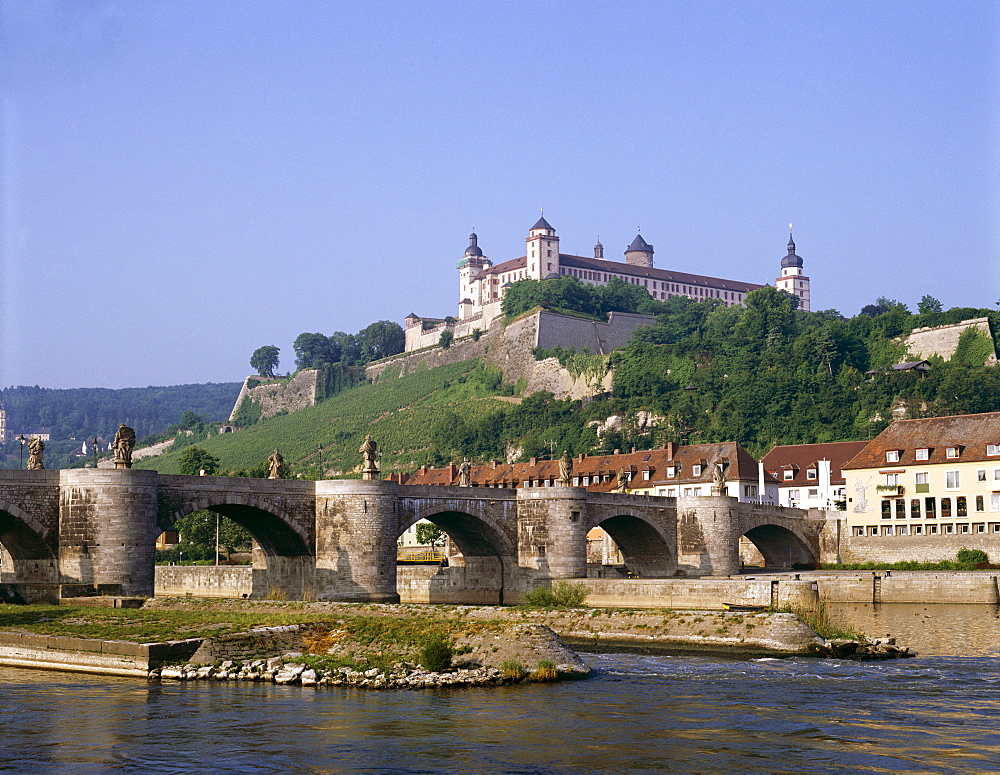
[137, 361, 510, 477]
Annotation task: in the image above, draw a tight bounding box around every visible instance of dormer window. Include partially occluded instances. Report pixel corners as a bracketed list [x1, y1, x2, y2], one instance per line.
[915, 448, 929, 461]
[987, 444, 1000, 456]
[692, 464, 703, 476]
[886, 450, 901, 463]
[806, 468, 817, 480]
[946, 446, 961, 459]
[642, 470, 652, 481]
[665, 466, 677, 479]
[783, 469, 795, 481]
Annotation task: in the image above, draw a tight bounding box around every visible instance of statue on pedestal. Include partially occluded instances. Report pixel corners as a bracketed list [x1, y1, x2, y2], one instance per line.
[558, 450, 573, 486]
[711, 460, 728, 496]
[113, 424, 136, 469]
[268, 448, 285, 479]
[614, 467, 629, 493]
[459, 457, 472, 487]
[360, 434, 380, 480]
[27, 436, 44, 470]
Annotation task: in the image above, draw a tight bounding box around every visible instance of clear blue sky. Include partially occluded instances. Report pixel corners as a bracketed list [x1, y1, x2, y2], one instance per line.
[2, 1, 997, 389]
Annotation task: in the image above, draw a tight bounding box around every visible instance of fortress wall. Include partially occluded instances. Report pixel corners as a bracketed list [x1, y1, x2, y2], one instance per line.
[229, 369, 321, 423]
[902, 317, 997, 364]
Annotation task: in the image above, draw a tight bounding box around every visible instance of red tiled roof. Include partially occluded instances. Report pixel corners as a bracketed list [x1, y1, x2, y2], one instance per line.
[760, 441, 870, 485]
[558, 254, 764, 293]
[842, 412, 1000, 470]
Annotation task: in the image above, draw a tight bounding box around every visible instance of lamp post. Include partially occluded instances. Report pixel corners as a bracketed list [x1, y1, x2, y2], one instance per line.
[317, 444, 324, 479]
[92, 437, 99, 469]
[16, 435, 26, 469]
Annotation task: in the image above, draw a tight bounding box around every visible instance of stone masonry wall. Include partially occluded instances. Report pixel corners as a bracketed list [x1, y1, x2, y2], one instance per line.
[228, 369, 321, 423]
[901, 317, 997, 364]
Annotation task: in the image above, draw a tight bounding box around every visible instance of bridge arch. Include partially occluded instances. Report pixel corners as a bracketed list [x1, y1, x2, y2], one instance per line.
[740, 521, 816, 568]
[163, 494, 312, 557]
[399, 504, 516, 560]
[0, 499, 55, 560]
[586, 512, 675, 577]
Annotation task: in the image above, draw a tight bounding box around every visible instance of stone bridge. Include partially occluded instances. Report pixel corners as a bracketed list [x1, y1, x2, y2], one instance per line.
[0, 470, 828, 603]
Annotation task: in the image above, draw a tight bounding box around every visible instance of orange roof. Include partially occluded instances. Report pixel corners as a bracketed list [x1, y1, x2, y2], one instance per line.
[842, 412, 1000, 470]
[761, 441, 870, 485]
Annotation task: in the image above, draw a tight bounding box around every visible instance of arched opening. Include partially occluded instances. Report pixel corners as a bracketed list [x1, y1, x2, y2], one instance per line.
[155, 502, 312, 600]
[589, 515, 674, 578]
[0, 506, 58, 602]
[397, 510, 516, 605]
[741, 524, 815, 569]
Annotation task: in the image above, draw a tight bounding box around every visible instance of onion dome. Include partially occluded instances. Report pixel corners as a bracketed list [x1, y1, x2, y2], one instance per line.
[465, 232, 483, 257]
[782, 230, 803, 268]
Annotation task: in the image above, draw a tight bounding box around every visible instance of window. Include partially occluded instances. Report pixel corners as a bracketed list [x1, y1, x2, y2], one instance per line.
[946, 446, 960, 459]
[883, 526, 894, 536]
[915, 472, 929, 493]
[945, 524, 954, 534]
[910, 499, 921, 518]
[881, 500, 891, 518]
[976, 495, 985, 512]
[926, 497, 937, 518]
[870, 526, 879, 536]
[642, 470, 651, 481]
[855, 527, 865, 536]
[960, 524, 970, 534]
[995, 469, 1000, 481]
[929, 524, 938, 534]
[884, 473, 900, 486]
[915, 448, 929, 461]
[976, 523, 986, 534]
[941, 498, 952, 518]
[783, 469, 795, 481]
[808, 489, 818, 498]
[807, 469, 817, 480]
[988, 444, 1000, 456]
[744, 485, 757, 498]
[582, 476, 590, 486]
[692, 464, 703, 476]
[979, 469, 987, 482]
[898, 526, 908, 535]
[957, 496, 968, 517]
[896, 499, 906, 518]
[789, 489, 801, 501]
[886, 450, 901, 463]
[914, 525, 923, 535]
[572, 477, 580, 486]
[992, 493, 1000, 512]
[945, 470, 960, 490]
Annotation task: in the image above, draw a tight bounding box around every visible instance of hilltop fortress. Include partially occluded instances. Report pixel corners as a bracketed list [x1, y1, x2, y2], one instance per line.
[404, 218, 810, 351]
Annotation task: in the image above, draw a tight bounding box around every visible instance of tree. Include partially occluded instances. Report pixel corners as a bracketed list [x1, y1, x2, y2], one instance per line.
[918, 295, 943, 315]
[250, 346, 280, 377]
[416, 522, 445, 547]
[293, 333, 334, 370]
[439, 329, 454, 349]
[357, 320, 405, 362]
[178, 446, 220, 476]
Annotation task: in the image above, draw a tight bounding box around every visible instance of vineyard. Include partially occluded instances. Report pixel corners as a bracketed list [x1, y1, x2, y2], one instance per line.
[137, 360, 508, 477]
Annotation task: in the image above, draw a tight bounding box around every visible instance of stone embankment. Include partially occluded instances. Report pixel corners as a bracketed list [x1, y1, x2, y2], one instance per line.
[820, 637, 915, 661]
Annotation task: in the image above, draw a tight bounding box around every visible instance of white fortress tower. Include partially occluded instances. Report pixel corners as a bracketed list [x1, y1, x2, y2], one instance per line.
[525, 214, 559, 280]
[775, 225, 810, 311]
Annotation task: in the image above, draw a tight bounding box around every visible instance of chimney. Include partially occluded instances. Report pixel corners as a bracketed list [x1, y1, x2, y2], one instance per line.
[530, 457, 537, 466]
[665, 441, 676, 460]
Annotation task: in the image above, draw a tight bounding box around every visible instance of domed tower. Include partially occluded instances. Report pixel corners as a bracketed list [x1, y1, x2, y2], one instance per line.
[594, 237, 604, 259]
[457, 231, 491, 319]
[775, 225, 810, 311]
[525, 214, 559, 280]
[624, 232, 654, 267]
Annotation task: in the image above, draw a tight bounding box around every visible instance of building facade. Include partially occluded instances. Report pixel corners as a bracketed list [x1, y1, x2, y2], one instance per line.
[451, 218, 809, 330]
[761, 441, 869, 510]
[842, 412, 1000, 539]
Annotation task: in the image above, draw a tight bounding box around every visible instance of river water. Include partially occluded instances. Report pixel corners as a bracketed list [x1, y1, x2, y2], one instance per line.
[3, 640, 999, 774]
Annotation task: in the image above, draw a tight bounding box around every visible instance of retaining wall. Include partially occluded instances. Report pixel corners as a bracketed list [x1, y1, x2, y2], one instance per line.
[155, 566, 252, 598]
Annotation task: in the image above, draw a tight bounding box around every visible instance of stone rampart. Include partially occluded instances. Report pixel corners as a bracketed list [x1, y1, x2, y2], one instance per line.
[901, 317, 997, 364]
[811, 571, 1000, 605]
[840, 534, 1000, 565]
[228, 369, 321, 423]
[0, 631, 201, 676]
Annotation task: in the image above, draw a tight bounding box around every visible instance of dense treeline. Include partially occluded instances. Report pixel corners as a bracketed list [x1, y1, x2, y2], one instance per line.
[0, 382, 242, 442]
[431, 280, 1000, 458]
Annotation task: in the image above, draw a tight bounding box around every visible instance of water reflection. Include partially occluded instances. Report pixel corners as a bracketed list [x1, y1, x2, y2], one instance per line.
[2, 651, 999, 774]
[827, 602, 1000, 656]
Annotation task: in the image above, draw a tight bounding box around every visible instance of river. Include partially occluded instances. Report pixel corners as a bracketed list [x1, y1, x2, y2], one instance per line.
[2, 636, 999, 774]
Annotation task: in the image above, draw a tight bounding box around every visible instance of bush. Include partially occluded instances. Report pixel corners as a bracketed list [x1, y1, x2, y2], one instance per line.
[420, 636, 453, 672]
[439, 330, 454, 349]
[529, 659, 558, 682]
[521, 580, 588, 608]
[957, 548, 989, 566]
[499, 660, 525, 680]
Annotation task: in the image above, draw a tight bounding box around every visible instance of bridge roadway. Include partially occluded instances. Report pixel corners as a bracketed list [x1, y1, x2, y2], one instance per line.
[0, 469, 827, 603]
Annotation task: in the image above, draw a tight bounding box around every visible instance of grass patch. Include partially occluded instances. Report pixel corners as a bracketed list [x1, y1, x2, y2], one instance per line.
[779, 602, 864, 641]
[521, 580, 588, 608]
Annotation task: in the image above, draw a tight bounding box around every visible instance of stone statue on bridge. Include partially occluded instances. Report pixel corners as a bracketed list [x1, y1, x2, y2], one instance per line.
[27, 436, 44, 470]
[459, 457, 472, 487]
[268, 448, 285, 479]
[360, 434, 380, 480]
[613, 467, 629, 493]
[712, 460, 729, 496]
[113, 424, 135, 469]
[558, 450, 573, 486]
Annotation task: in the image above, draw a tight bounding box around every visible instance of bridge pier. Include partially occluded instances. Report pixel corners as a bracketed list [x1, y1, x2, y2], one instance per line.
[517, 488, 590, 579]
[677, 496, 740, 576]
[58, 470, 159, 596]
[314, 479, 399, 603]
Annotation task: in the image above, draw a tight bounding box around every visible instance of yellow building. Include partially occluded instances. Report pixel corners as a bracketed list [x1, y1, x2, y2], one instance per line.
[842, 412, 1000, 539]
